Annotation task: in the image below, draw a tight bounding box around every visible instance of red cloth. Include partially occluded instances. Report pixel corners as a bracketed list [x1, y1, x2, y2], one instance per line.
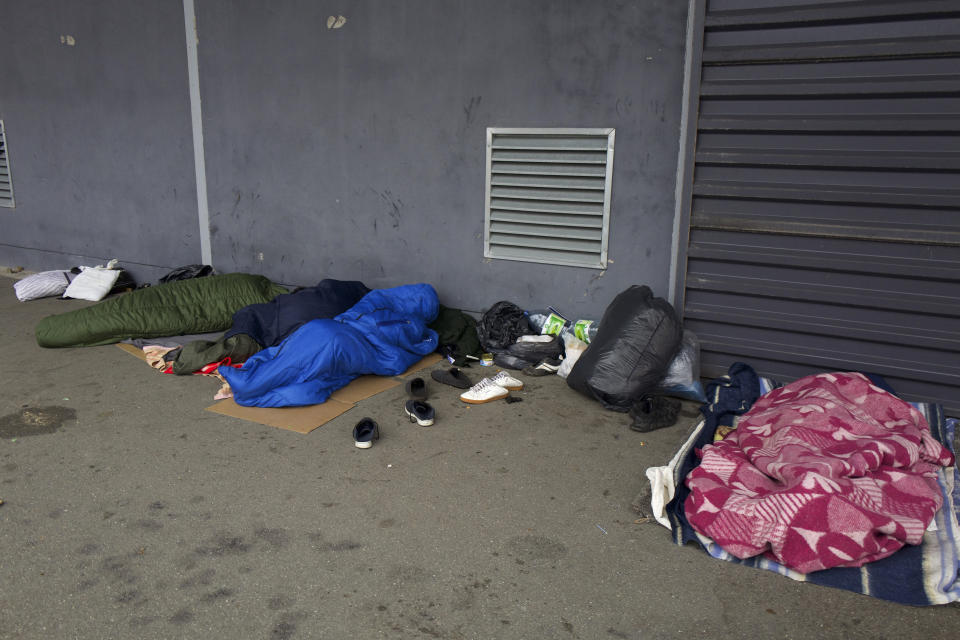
[685, 372, 954, 573]
[196, 357, 241, 375]
[157, 357, 242, 375]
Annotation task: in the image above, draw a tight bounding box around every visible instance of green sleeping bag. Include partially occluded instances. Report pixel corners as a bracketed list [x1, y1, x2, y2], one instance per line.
[36, 273, 288, 348]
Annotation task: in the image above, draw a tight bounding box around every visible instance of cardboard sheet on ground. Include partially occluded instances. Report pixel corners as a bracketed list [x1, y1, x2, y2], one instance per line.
[116, 344, 441, 433]
[205, 397, 355, 434]
[203, 353, 441, 433]
[116, 342, 150, 361]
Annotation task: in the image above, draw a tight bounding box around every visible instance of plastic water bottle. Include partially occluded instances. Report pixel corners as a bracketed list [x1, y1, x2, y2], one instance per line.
[570, 319, 599, 344]
[525, 307, 569, 335]
[526, 311, 550, 333]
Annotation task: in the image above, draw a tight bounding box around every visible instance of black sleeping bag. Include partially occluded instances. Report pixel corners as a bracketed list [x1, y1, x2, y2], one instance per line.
[170, 279, 370, 375]
[566, 285, 682, 412]
[223, 278, 370, 347]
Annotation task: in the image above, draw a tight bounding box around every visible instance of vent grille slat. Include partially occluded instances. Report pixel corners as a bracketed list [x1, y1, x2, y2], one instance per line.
[490, 174, 607, 191]
[489, 198, 603, 216]
[490, 244, 602, 266]
[490, 232, 601, 252]
[489, 221, 603, 241]
[490, 210, 603, 229]
[490, 186, 606, 203]
[491, 161, 608, 177]
[492, 150, 608, 164]
[491, 135, 611, 151]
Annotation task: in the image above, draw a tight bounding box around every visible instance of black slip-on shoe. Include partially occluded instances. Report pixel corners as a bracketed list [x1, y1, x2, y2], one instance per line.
[430, 367, 472, 390]
[353, 417, 380, 449]
[404, 399, 435, 426]
[405, 377, 428, 400]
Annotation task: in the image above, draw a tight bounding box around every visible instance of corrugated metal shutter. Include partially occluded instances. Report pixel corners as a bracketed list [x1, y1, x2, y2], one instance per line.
[681, 0, 960, 413]
[485, 128, 614, 269]
[0, 120, 13, 208]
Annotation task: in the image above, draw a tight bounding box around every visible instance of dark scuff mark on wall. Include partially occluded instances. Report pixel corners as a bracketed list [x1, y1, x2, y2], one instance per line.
[463, 96, 482, 126]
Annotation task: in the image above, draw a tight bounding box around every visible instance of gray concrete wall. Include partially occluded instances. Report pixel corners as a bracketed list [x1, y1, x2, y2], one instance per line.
[1, 0, 688, 319]
[0, 0, 199, 282]
[198, 0, 688, 318]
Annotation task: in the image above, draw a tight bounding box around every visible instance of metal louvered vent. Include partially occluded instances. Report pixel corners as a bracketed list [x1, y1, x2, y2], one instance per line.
[0, 121, 13, 208]
[484, 128, 614, 268]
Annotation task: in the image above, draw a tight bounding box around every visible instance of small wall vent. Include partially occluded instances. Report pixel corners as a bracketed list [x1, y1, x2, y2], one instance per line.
[0, 120, 14, 208]
[484, 128, 614, 268]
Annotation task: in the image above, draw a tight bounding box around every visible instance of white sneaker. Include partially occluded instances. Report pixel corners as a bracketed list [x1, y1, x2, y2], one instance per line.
[490, 370, 524, 391]
[460, 378, 510, 404]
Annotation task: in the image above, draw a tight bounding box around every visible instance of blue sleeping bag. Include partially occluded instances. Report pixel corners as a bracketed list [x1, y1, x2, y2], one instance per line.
[218, 283, 439, 407]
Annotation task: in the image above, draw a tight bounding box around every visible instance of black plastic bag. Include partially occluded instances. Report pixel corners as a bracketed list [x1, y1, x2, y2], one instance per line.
[493, 352, 532, 370]
[477, 301, 531, 352]
[494, 334, 565, 370]
[504, 334, 564, 368]
[566, 285, 682, 412]
[159, 264, 215, 284]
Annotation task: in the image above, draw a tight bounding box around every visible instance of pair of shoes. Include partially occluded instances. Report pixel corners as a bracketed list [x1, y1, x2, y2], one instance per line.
[431, 367, 472, 389]
[353, 417, 380, 449]
[521, 356, 563, 377]
[628, 395, 682, 433]
[459, 371, 523, 404]
[404, 376, 435, 426]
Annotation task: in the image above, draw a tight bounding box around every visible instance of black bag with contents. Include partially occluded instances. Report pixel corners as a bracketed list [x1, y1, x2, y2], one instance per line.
[504, 334, 564, 367]
[158, 264, 215, 284]
[477, 301, 531, 352]
[493, 334, 564, 370]
[566, 285, 683, 412]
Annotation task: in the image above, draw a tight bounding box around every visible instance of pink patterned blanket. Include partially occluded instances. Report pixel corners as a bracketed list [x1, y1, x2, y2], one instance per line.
[684, 372, 955, 573]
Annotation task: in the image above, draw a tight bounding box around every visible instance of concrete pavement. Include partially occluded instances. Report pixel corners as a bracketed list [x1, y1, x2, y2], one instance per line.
[1, 277, 957, 639]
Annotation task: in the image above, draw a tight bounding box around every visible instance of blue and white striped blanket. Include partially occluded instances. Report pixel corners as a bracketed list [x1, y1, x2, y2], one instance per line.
[646, 371, 960, 606]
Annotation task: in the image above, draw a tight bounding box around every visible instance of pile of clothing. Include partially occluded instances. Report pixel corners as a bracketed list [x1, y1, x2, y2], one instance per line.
[645, 363, 960, 605]
[34, 274, 705, 421]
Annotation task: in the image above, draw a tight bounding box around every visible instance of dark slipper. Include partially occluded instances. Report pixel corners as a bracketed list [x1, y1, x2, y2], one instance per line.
[405, 377, 428, 400]
[628, 395, 681, 433]
[353, 417, 380, 449]
[430, 367, 472, 390]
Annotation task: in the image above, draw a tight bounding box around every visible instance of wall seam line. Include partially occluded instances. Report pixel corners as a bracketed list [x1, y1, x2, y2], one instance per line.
[668, 0, 700, 309]
[183, 0, 213, 266]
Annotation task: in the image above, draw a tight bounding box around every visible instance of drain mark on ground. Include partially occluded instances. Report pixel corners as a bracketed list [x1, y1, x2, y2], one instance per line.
[0, 406, 76, 438]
